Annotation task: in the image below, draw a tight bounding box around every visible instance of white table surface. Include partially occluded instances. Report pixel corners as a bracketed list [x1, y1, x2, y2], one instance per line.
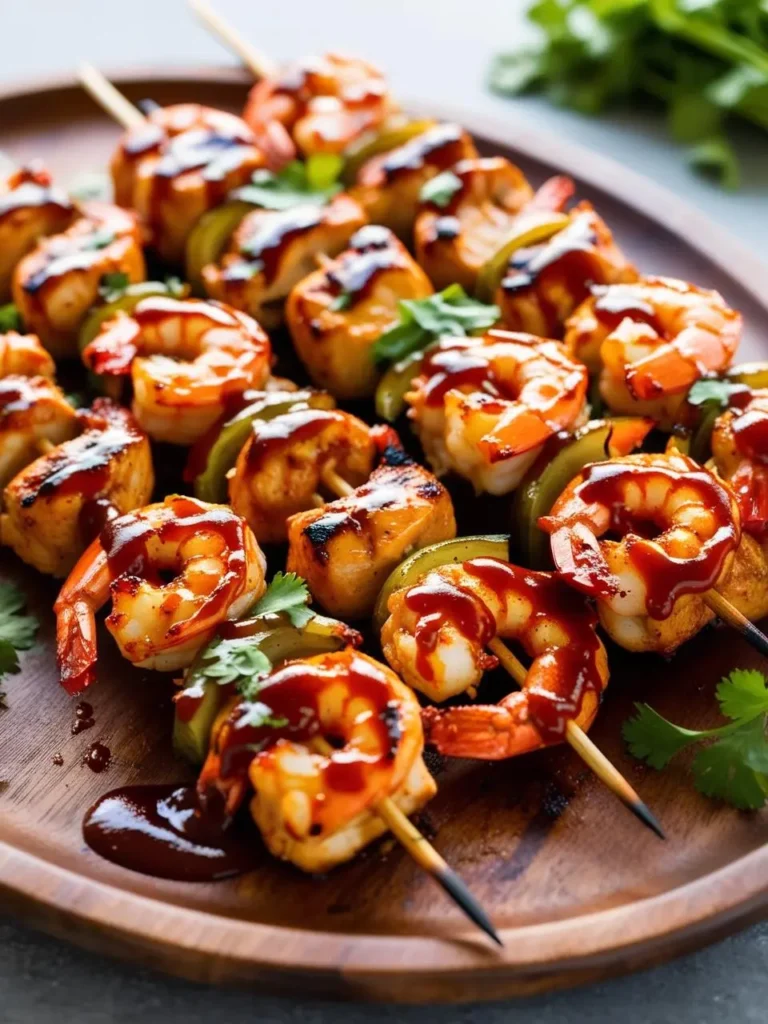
[0, 1, 767, 1020]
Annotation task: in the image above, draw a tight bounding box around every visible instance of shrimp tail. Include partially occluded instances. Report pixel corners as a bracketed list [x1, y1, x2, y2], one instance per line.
[422, 698, 529, 760]
[55, 600, 98, 694]
[528, 174, 575, 213]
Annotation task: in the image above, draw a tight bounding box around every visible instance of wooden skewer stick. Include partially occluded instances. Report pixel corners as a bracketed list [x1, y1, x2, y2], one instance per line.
[78, 63, 145, 131]
[311, 737, 501, 946]
[36, 438, 57, 456]
[317, 463, 664, 839]
[188, 0, 279, 81]
[704, 589, 768, 659]
[486, 637, 665, 840]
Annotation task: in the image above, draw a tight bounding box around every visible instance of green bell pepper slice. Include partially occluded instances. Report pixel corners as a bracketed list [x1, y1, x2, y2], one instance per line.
[173, 611, 356, 765]
[193, 389, 336, 504]
[372, 534, 510, 633]
[78, 280, 190, 354]
[341, 118, 437, 185]
[185, 199, 255, 293]
[374, 350, 425, 422]
[513, 417, 653, 570]
[474, 211, 571, 304]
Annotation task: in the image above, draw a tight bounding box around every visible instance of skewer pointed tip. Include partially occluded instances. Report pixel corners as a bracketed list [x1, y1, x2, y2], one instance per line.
[741, 618, 768, 659]
[434, 866, 504, 947]
[629, 798, 666, 841]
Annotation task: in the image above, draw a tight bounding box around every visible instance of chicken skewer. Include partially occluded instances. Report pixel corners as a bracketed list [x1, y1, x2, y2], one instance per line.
[324, 475, 663, 836]
[188, 0, 278, 80]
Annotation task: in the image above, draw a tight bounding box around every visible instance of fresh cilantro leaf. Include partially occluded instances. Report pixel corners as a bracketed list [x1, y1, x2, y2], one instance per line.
[489, 49, 546, 95]
[0, 583, 39, 702]
[0, 303, 22, 332]
[98, 272, 130, 302]
[622, 702, 704, 769]
[250, 572, 314, 628]
[689, 137, 741, 189]
[0, 689, 7, 711]
[330, 291, 352, 312]
[373, 284, 500, 365]
[716, 668, 768, 721]
[693, 722, 768, 810]
[687, 378, 748, 407]
[197, 635, 272, 700]
[624, 668, 768, 809]
[235, 700, 289, 732]
[420, 170, 463, 208]
[231, 160, 342, 211]
[164, 276, 186, 298]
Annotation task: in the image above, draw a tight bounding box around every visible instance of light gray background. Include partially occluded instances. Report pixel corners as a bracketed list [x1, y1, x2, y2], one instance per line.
[1, 1, 766, 1021]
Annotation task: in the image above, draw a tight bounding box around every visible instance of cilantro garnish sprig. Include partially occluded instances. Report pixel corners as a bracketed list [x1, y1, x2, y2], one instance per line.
[0, 303, 22, 333]
[372, 284, 500, 365]
[231, 159, 342, 211]
[490, 0, 768, 188]
[194, 573, 314, 703]
[623, 668, 768, 809]
[0, 583, 39, 708]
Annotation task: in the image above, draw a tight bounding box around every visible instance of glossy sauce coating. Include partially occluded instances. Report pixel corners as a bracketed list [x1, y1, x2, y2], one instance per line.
[225, 206, 323, 285]
[83, 784, 254, 881]
[325, 225, 407, 303]
[244, 407, 345, 472]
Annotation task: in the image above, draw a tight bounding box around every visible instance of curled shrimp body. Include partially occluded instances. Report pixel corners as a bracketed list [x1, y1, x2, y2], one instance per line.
[198, 649, 435, 873]
[566, 277, 742, 426]
[0, 337, 78, 490]
[407, 330, 588, 495]
[382, 557, 608, 731]
[229, 407, 376, 544]
[111, 104, 265, 263]
[54, 495, 267, 694]
[201, 193, 367, 329]
[497, 202, 636, 338]
[540, 452, 741, 653]
[1, 399, 153, 578]
[82, 296, 272, 446]
[243, 54, 396, 167]
[0, 162, 74, 301]
[12, 202, 146, 359]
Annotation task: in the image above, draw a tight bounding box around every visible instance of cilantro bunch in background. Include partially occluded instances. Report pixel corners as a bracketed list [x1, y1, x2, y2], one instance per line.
[490, 0, 768, 188]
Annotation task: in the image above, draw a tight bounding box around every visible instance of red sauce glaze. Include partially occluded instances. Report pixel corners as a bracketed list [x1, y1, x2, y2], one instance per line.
[732, 406, 768, 466]
[245, 407, 342, 472]
[418, 341, 499, 408]
[556, 461, 739, 619]
[501, 213, 608, 333]
[325, 225, 406, 303]
[83, 741, 111, 773]
[405, 577, 495, 682]
[82, 784, 254, 881]
[379, 123, 466, 181]
[225, 205, 323, 285]
[101, 496, 248, 625]
[212, 653, 401, 796]
[18, 400, 145, 509]
[0, 163, 73, 219]
[591, 284, 661, 332]
[78, 496, 120, 548]
[71, 701, 95, 735]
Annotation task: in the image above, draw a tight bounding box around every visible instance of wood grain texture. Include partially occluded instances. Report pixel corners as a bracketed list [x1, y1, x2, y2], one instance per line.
[0, 69, 766, 1003]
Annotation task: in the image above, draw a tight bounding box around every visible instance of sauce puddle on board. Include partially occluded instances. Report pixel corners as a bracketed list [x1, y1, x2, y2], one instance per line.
[82, 785, 254, 882]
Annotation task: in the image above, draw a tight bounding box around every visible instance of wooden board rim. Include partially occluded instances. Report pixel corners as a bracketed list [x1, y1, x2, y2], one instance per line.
[1, 66, 767, 1001]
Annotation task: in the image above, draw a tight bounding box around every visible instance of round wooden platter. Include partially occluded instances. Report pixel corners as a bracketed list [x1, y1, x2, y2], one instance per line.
[1, 67, 767, 1004]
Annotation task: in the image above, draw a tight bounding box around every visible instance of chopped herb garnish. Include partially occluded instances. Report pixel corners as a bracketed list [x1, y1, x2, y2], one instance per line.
[98, 272, 130, 302]
[687, 378, 748, 408]
[250, 571, 313, 628]
[420, 170, 463, 208]
[232, 159, 342, 211]
[623, 668, 768, 810]
[373, 284, 500, 365]
[330, 292, 353, 312]
[0, 303, 22, 333]
[0, 583, 39, 707]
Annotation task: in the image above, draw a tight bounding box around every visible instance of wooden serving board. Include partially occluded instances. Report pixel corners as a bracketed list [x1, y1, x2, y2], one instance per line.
[0, 68, 766, 1004]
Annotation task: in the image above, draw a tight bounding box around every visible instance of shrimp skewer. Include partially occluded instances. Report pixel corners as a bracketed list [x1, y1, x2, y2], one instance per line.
[381, 555, 663, 836]
[199, 648, 500, 944]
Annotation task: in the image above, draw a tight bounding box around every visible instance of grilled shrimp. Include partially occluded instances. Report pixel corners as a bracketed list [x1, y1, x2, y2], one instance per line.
[0, 162, 73, 301]
[243, 54, 396, 167]
[286, 224, 433, 399]
[287, 448, 457, 620]
[54, 495, 266, 694]
[198, 649, 435, 873]
[497, 202, 636, 337]
[1, 399, 153, 578]
[350, 122, 477, 241]
[407, 330, 588, 494]
[82, 296, 272, 445]
[711, 389, 768, 539]
[12, 202, 146, 358]
[111, 104, 265, 264]
[566, 277, 742, 427]
[539, 451, 741, 653]
[201, 193, 366, 328]
[228, 407, 376, 543]
[414, 158, 567, 293]
[0, 334, 78, 490]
